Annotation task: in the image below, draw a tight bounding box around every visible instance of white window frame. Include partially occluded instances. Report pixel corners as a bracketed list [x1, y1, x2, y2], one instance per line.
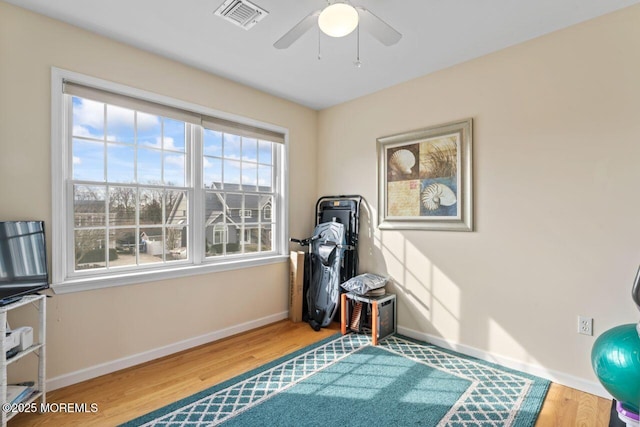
[51, 68, 289, 294]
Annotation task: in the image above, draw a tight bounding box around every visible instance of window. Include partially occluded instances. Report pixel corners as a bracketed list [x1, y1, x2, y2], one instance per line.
[51, 69, 288, 292]
[71, 95, 189, 271]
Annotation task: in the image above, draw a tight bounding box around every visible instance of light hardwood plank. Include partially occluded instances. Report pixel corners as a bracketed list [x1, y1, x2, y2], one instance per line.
[10, 320, 611, 426]
[535, 382, 611, 427]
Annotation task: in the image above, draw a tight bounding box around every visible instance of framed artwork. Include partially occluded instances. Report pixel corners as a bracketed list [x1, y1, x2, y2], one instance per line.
[377, 118, 473, 231]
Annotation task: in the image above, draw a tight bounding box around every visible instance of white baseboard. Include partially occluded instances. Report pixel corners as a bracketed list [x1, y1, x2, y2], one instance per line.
[47, 311, 289, 391]
[397, 325, 611, 399]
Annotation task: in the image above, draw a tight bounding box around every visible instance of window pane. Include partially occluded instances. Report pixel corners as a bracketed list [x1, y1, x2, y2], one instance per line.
[164, 152, 185, 187]
[258, 165, 272, 192]
[166, 190, 187, 225]
[242, 162, 257, 189]
[205, 224, 226, 257]
[225, 194, 242, 255]
[140, 227, 163, 264]
[226, 193, 242, 222]
[110, 228, 137, 267]
[224, 134, 241, 159]
[258, 140, 272, 165]
[74, 185, 106, 228]
[107, 143, 135, 183]
[166, 227, 187, 261]
[244, 227, 259, 254]
[261, 196, 273, 222]
[244, 195, 259, 224]
[205, 192, 224, 226]
[137, 148, 162, 184]
[137, 112, 162, 147]
[223, 159, 241, 188]
[226, 228, 242, 255]
[106, 105, 135, 143]
[73, 139, 104, 181]
[72, 97, 104, 140]
[75, 229, 107, 270]
[140, 189, 163, 225]
[243, 138, 257, 162]
[163, 118, 185, 152]
[204, 129, 222, 157]
[109, 186, 136, 226]
[260, 224, 273, 252]
[203, 157, 222, 189]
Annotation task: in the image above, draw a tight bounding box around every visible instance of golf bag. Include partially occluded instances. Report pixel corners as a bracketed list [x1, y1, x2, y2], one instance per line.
[292, 195, 362, 331]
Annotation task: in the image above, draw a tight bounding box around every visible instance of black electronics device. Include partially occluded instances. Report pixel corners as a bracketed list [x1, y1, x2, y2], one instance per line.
[0, 221, 49, 305]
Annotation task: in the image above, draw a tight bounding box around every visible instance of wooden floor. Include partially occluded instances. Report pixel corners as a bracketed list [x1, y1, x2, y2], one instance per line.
[11, 320, 611, 426]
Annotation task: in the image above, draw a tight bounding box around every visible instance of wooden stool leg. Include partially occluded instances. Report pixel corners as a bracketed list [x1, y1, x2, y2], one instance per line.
[372, 300, 378, 345]
[340, 293, 347, 335]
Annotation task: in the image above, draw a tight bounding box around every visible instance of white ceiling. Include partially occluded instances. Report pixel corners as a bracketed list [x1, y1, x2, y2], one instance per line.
[5, 0, 639, 110]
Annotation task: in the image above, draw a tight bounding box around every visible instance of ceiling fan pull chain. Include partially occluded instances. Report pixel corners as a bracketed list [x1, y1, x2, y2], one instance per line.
[354, 24, 362, 67]
[318, 27, 322, 60]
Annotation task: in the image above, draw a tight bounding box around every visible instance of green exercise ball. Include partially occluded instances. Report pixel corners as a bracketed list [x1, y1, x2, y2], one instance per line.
[591, 323, 640, 414]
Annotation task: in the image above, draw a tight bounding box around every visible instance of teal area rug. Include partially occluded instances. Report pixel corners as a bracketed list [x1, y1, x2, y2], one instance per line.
[123, 334, 550, 426]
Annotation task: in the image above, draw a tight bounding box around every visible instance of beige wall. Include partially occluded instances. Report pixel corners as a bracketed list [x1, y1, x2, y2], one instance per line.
[0, 3, 317, 381]
[318, 4, 640, 388]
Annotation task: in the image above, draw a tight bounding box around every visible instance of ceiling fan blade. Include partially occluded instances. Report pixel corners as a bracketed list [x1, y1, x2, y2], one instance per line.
[356, 7, 402, 46]
[274, 10, 321, 49]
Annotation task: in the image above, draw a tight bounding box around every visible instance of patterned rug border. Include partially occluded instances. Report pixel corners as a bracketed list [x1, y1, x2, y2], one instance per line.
[122, 332, 550, 426]
[121, 333, 346, 426]
[381, 335, 550, 426]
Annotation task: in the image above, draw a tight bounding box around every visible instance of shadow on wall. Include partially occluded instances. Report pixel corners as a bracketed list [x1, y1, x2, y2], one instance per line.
[357, 197, 544, 371]
[358, 198, 443, 337]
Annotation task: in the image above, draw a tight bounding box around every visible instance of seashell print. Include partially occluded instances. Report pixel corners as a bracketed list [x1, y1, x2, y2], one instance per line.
[389, 149, 416, 175]
[421, 183, 456, 211]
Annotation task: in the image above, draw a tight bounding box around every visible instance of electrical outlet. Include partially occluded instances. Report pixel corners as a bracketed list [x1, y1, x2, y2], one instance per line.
[578, 316, 593, 336]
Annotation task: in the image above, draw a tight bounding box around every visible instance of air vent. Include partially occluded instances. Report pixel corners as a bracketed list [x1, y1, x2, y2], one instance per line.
[214, 0, 268, 30]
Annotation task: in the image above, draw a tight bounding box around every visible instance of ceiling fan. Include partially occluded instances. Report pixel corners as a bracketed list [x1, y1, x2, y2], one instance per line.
[273, 1, 402, 50]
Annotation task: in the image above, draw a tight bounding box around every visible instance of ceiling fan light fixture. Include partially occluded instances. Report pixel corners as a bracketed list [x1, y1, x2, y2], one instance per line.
[318, 3, 359, 38]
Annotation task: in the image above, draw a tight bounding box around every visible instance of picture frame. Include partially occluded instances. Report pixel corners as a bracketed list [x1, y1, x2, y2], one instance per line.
[377, 118, 473, 231]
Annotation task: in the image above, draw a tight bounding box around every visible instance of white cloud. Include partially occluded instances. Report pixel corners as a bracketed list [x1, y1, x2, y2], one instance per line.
[140, 136, 184, 151]
[72, 125, 100, 138]
[141, 137, 162, 149]
[136, 111, 160, 131]
[163, 137, 184, 152]
[73, 156, 81, 165]
[164, 154, 184, 167]
[73, 98, 104, 130]
[74, 98, 160, 135]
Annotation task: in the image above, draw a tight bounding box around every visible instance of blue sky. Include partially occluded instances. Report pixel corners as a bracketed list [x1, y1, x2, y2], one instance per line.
[73, 97, 186, 186]
[73, 97, 273, 190]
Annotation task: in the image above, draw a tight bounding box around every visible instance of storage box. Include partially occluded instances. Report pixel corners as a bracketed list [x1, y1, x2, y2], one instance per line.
[289, 251, 305, 322]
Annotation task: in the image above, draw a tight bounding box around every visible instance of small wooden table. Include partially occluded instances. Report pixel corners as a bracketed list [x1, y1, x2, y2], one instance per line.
[340, 292, 396, 345]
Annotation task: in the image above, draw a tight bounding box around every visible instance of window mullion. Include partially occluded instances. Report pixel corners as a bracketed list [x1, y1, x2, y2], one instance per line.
[65, 98, 79, 279]
[191, 124, 204, 265]
[275, 142, 285, 255]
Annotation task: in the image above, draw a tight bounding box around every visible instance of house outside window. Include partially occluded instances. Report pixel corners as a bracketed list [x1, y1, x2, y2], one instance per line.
[51, 68, 288, 292]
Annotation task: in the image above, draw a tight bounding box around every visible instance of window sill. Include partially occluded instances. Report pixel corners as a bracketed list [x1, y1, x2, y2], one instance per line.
[52, 254, 289, 294]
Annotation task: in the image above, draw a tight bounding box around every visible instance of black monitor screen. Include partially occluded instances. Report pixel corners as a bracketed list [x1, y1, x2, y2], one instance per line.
[0, 221, 49, 301]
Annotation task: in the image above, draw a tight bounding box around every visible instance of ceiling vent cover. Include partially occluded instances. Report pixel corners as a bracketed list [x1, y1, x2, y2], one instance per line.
[214, 0, 268, 30]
